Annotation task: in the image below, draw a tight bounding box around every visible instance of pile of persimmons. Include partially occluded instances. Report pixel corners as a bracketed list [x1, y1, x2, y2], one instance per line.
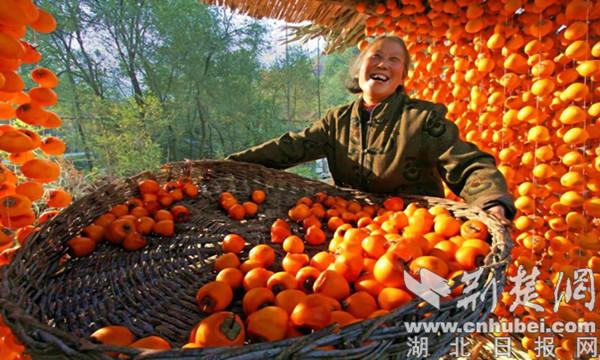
[66, 178, 198, 257]
[180, 191, 491, 348]
[218, 189, 265, 220]
[84, 190, 492, 355]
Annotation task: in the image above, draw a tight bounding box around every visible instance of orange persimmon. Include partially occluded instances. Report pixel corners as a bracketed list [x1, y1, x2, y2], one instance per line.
[195, 281, 233, 313]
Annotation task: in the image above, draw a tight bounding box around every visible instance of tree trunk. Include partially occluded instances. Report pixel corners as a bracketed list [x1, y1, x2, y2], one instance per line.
[211, 124, 226, 156]
[196, 98, 207, 159]
[65, 63, 94, 171]
[95, 0, 147, 121]
[285, 28, 291, 123]
[316, 39, 321, 119]
[167, 123, 175, 162]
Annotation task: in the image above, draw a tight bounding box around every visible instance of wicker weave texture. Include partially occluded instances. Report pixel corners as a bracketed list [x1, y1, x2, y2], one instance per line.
[0, 160, 512, 359]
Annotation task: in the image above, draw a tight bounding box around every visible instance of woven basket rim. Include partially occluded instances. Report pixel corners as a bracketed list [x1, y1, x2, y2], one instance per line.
[0, 160, 513, 359]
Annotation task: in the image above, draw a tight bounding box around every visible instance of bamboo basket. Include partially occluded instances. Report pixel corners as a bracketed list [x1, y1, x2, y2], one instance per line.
[0, 160, 513, 359]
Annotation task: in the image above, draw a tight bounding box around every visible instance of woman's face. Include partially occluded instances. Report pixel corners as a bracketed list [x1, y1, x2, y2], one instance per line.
[358, 39, 406, 104]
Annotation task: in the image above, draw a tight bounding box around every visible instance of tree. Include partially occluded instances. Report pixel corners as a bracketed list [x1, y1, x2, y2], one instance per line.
[31, 0, 355, 181]
[321, 47, 358, 110]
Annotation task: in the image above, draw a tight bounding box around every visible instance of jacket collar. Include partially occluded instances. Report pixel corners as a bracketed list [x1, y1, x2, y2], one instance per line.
[350, 87, 408, 124]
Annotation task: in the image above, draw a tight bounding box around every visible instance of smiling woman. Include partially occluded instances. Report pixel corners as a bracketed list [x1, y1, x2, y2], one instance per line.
[346, 36, 410, 105]
[226, 35, 516, 227]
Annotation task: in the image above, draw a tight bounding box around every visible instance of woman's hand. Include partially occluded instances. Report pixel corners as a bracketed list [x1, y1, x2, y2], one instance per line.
[486, 205, 512, 228]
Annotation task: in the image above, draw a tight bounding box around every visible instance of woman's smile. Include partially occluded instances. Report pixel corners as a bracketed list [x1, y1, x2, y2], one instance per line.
[358, 39, 407, 105]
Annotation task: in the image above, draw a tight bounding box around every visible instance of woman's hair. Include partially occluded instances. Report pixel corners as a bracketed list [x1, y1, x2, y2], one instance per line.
[345, 35, 411, 94]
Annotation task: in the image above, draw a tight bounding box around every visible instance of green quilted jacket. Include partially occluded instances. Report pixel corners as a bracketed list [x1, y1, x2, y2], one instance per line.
[226, 89, 516, 219]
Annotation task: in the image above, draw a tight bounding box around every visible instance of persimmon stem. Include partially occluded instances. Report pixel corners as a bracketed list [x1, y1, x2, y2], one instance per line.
[302, 277, 316, 293]
[272, 284, 285, 294]
[258, 301, 274, 310]
[220, 314, 242, 340]
[198, 296, 216, 313]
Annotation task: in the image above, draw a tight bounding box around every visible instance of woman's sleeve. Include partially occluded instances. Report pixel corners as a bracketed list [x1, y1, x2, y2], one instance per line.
[424, 104, 517, 220]
[225, 113, 332, 170]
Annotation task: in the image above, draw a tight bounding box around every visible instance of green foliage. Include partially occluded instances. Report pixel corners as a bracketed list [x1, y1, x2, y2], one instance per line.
[321, 47, 359, 110]
[83, 95, 163, 177]
[286, 163, 321, 180]
[32, 0, 357, 179]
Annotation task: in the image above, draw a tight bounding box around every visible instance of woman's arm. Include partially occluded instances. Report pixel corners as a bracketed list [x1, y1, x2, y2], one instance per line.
[424, 104, 517, 220]
[225, 113, 332, 170]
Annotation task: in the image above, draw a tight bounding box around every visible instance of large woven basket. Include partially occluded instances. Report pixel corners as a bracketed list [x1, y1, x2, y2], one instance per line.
[0, 160, 512, 359]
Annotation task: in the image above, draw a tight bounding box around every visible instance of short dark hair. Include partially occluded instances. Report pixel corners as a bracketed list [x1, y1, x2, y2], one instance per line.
[345, 35, 411, 94]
